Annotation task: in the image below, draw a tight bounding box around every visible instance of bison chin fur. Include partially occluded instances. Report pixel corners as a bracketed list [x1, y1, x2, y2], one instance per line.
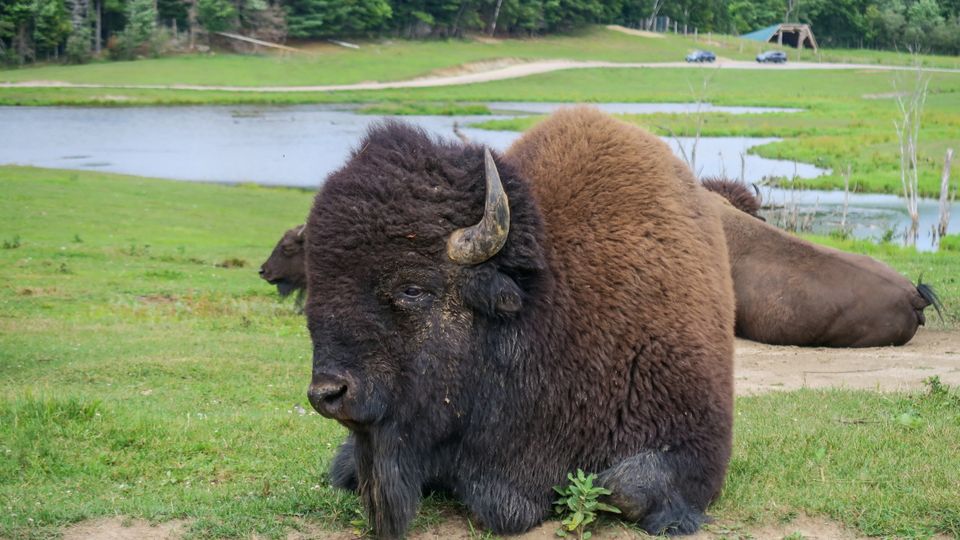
[306, 108, 735, 538]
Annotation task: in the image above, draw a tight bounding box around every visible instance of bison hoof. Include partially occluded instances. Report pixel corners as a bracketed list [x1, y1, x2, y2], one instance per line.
[640, 499, 708, 536]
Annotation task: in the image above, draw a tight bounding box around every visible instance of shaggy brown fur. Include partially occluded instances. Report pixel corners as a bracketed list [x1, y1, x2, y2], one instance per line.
[707, 191, 938, 347]
[700, 177, 762, 218]
[259, 226, 306, 303]
[304, 107, 734, 538]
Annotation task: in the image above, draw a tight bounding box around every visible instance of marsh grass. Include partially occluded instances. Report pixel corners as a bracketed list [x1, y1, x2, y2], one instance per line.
[356, 101, 491, 116]
[4, 68, 959, 196]
[1, 166, 958, 539]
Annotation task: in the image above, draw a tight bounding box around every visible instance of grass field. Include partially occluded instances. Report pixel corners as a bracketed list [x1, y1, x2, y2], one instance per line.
[2, 68, 959, 196]
[2, 25, 959, 197]
[2, 166, 959, 539]
[2, 26, 958, 88]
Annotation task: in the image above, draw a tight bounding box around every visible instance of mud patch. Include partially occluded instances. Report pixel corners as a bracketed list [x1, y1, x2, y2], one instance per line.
[63, 518, 186, 540]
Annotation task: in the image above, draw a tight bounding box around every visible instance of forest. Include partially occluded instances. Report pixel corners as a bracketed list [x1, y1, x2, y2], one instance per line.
[2, 0, 959, 66]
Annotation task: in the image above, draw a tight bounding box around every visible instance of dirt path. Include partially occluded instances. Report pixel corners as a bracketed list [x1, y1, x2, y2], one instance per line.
[3, 59, 958, 93]
[63, 513, 941, 540]
[735, 329, 960, 395]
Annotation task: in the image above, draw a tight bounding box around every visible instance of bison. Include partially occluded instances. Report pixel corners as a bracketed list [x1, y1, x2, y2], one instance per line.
[702, 183, 941, 347]
[700, 177, 762, 218]
[259, 225, 307, 306]
[302, 107, 735, 538]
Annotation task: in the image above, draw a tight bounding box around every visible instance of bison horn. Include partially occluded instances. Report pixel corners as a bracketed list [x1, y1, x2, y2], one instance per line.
[297, 225, 306, 238]
[446, 148, 510, 265]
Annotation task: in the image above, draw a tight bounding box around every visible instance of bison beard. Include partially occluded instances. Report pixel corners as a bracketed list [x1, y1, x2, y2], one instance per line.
[304, 107, 735, 538]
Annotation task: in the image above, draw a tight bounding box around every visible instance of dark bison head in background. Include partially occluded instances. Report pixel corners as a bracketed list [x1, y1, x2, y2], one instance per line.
[259, 226, 306, 302]
[700, 177, 763, 219]
[303, 108, 735, 539]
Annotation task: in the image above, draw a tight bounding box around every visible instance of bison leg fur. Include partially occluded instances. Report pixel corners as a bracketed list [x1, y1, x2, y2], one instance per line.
[461, 481, 548, 535]
[328, 436, 358, 492]
[598, 451, 708, 536]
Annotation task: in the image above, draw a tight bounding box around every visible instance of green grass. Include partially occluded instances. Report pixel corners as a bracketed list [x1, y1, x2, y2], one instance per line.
[2, 66, 959, 195]
[2, 26, 958, 89]
[2, 166, 959, 539]
[356, 101, 491, 116]
[942, 234, 960, 252]
[0, 27, 747, 87]
[464, 69, 960, 197]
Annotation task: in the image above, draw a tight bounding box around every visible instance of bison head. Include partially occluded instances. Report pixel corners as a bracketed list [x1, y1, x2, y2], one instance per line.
[259, 226, 307, 299]
[303, 122, 546, 536]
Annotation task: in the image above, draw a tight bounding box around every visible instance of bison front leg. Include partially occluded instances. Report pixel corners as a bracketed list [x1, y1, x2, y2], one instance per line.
[328, 435, 358, 491]
[460, 480, 550, 535]
[597, 450, 711, 536]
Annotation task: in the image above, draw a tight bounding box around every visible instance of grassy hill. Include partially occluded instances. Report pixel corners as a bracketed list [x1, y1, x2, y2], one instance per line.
[1, 26, 958, 89]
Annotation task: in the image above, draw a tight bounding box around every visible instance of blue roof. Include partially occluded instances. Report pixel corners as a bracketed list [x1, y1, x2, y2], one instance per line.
[741, 24, 780, 42]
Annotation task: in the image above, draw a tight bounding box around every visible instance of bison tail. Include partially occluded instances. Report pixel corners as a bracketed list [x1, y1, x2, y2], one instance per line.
[916, 280, 944, 323]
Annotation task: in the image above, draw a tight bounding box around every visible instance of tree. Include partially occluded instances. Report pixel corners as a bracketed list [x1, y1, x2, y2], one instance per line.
[111, 0, 159, 58]
[284, 0, 391, 38]
[197, 0, 236, 31]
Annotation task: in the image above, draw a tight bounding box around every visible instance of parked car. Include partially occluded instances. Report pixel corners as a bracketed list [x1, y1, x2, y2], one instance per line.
[756, 50, 788, 63]
[685, 50, 716, 63]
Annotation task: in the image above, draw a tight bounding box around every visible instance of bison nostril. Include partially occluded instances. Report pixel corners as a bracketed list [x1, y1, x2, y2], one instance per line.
[316, 383, 347, 403]
[308, 376, 350, 417]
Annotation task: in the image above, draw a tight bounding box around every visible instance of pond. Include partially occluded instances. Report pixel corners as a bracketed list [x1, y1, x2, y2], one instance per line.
[760, 186, 958, 252]
[1, 103, 954, 250]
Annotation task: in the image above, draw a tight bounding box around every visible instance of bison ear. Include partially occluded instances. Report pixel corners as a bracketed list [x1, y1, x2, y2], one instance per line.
[463, 265, 523, 317]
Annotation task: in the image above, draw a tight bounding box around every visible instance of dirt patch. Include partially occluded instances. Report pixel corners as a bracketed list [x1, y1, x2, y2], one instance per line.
[734, 329, 960, 395]
[469, 34, 504, 44]
[62, 518, 186, 540]
[862, 91, 910, 99]
[95, 95, 134, 102]
[55, 514, 942, 540]
[426, 58, 530, 78]
[606, 25, 666, 39]
[136, 293, 178, 304]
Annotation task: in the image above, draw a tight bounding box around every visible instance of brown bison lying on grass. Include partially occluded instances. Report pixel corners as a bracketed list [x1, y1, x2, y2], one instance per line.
[702, 178, 941, 347]
[302, 107, 735, 538]
[259, 225, 306, 306]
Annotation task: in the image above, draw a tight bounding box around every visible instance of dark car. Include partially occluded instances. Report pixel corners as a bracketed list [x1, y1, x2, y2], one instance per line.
[685, 50, 716, 63]
[756, 50, 788, 63]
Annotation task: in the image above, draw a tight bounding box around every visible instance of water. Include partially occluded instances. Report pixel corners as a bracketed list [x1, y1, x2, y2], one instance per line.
[0, 103, 817, 187]
[0, 103, 953, 250]
[760, 186, 958, 252]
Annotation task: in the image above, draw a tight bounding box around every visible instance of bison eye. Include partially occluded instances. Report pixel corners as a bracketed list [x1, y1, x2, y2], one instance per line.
[402, 286, 425, 299]
[393, 284, 432, 308]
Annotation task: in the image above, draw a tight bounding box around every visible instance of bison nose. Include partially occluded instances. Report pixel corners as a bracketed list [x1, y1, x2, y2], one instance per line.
[258, 266, 266, 276]
[308, 374, 350, 418]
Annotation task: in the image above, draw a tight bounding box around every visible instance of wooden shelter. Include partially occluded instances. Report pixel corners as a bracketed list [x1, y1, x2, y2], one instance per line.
[741, 23, 818, 51]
